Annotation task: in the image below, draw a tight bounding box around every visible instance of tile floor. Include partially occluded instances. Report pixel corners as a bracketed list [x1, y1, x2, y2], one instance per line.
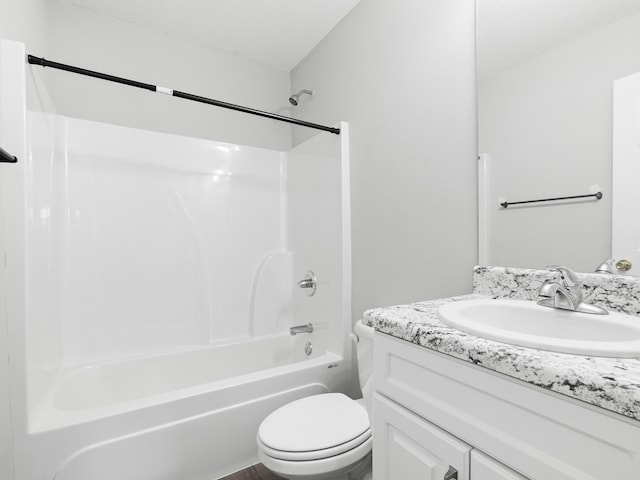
[218, 463, 284, 480]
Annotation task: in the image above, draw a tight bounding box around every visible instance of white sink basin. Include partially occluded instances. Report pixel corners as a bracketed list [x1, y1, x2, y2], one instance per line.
[437, 299, 640, 358]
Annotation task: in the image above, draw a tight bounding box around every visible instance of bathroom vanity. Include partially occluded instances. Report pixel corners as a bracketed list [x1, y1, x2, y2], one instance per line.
[364, 267, 640, 480]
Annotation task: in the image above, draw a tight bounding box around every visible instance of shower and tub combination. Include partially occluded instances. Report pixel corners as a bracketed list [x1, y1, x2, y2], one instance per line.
[0, 40, 352, 480]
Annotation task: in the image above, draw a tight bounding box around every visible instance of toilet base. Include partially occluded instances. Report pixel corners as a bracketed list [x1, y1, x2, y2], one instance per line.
[263, 451, 371, 480]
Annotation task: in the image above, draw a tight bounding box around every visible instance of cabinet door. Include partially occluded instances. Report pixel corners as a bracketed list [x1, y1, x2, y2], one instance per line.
[373, 394, 471, 480]
[471, 450, 529, 480]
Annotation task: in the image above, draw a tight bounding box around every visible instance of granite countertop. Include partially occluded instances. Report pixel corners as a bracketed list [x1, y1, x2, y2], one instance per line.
[363, 266, 640, 422]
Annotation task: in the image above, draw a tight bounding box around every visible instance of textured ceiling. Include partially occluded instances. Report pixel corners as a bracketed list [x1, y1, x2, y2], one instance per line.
[56, 0, 363, 72]
[478, 0, 640, 79]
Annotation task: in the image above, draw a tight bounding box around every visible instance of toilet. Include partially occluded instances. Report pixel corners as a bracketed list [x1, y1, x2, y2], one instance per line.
[257, 320, 374, 480]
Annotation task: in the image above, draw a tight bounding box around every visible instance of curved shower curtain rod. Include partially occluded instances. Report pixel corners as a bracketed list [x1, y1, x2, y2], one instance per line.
[27, 55, 340, 135]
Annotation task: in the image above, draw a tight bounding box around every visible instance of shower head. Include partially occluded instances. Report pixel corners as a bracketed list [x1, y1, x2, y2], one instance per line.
[289, 89, 314, 106]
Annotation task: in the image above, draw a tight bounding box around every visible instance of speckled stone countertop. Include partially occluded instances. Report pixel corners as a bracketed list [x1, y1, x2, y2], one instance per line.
[363, 266, 640, 421]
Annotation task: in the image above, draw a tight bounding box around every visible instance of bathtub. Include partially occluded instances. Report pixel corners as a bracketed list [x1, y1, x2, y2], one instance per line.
[24, 334, 349, 480]
[5, 81, 352, 479]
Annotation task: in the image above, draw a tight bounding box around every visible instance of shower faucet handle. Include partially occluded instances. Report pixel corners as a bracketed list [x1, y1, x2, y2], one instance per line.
[297, 271, 317, 296]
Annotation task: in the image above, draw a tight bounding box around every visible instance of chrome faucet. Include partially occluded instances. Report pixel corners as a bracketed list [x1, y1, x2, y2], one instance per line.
[290, 323, 314, 335]
[537, 265, 608, 315]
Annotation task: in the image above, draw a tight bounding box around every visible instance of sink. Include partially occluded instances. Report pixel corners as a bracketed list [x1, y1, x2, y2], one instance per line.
[437, 299, 640, 358]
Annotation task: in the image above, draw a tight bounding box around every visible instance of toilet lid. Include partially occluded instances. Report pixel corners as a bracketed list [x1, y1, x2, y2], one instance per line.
[258, 393, 370, 455]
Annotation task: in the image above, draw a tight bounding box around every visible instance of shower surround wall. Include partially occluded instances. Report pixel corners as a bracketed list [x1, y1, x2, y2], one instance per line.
[1, 40, 351, 480]
[27, 111, 287, 372]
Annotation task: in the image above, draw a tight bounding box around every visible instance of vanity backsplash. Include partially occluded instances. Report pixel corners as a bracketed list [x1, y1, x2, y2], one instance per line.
[473, 266, 640, 317]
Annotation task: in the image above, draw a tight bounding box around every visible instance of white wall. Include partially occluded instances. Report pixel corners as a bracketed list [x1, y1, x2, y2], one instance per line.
[0, 0, 49, 112]
[33, 1, 293, 151]
[479, 12, 640, 272]
[291, 0, 478, 318]
[0, 0, 48, 55]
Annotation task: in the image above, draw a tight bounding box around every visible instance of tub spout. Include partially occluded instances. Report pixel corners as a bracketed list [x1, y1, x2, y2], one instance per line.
[290, 323, 313, 335]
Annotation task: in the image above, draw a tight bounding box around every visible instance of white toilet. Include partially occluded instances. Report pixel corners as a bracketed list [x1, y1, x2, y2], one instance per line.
[257, 320, 374, 480]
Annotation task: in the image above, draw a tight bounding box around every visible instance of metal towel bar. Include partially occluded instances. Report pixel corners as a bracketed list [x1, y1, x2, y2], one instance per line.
[500, 191, 602, 209]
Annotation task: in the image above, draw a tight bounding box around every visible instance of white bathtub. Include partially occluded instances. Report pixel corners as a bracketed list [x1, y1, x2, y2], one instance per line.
[25, 334, 349, 480]
[8, 103, 351, 480]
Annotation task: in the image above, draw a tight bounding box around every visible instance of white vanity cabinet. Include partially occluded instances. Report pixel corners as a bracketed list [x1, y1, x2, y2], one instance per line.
[373, 393, 470, 479]
[470, 451, 528, 480]
[373, 394, 528, 480]
[372, 333, 640, 480]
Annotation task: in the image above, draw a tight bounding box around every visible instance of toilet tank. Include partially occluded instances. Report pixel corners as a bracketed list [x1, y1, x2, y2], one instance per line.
[353, 320, 374, 409]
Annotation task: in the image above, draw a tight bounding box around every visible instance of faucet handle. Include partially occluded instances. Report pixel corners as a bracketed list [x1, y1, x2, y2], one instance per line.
[544, 265, 579, 286]
[297, 271, 317, 297]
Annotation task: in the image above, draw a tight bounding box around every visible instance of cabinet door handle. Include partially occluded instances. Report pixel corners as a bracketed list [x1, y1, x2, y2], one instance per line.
[444, 466, 458, 480]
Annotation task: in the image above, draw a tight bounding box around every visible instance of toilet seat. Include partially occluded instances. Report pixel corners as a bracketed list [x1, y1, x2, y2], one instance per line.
[258, 427, 371, 461]
[258, 437, 372, 479]
[257, 393, 371, 463]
